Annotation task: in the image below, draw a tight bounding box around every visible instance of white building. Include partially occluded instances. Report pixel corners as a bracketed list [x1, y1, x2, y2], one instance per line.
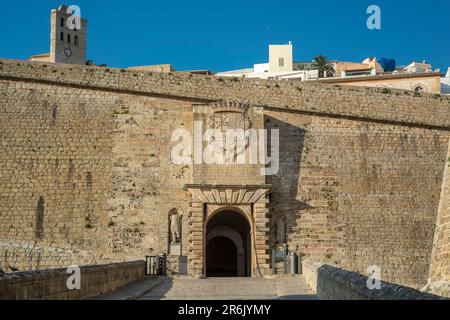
[442, 68, 450, 95]
[216, 42, 319, 81]
[404, 61, 432, 74]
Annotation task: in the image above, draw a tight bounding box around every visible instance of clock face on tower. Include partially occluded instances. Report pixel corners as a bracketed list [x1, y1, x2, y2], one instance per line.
[64, 48, 72, 57]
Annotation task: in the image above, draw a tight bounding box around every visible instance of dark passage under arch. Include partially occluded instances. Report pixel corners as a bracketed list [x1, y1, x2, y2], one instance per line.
[206, 237, 237, 276]
[205, 210, 251, 277]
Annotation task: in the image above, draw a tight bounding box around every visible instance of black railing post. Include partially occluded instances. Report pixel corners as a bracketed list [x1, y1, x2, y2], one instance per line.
[159, 253, 167, 276]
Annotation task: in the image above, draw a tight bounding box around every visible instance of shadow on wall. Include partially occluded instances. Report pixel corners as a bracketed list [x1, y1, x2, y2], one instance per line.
[264, 116, 313, 252]
[315, 264, 445, 300]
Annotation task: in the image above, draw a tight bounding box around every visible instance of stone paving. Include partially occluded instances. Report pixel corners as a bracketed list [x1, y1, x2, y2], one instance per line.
[140, 277, 318, 300]
[92, 277, 166, 300]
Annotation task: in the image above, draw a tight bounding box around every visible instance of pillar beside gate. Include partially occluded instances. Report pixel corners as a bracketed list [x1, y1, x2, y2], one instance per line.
[253, 194, 271, 276]
[187, 199, 205, 277]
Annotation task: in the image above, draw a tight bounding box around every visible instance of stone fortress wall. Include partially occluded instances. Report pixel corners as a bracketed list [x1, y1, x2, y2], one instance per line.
[428, 142, 450, 296]
[0, 59, 449, 296]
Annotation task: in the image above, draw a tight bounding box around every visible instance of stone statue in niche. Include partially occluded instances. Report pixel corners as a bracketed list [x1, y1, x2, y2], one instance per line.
[276, 216, 286, 244]
[169, 208, 182, 244]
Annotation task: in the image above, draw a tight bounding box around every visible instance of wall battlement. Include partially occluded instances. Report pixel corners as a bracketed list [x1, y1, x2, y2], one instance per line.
[0, 59, 449, 130]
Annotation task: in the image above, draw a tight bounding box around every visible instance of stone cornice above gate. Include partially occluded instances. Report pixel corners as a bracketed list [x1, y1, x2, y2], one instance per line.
[198, 101, 252, 113]
[186, 184, 271, 205]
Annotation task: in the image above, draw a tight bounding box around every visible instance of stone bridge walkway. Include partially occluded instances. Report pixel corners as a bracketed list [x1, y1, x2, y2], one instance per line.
[95, 277, 318, 300]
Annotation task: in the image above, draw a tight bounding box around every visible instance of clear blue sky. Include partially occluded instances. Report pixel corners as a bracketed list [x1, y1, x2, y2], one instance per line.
[1, 0, 449, 72]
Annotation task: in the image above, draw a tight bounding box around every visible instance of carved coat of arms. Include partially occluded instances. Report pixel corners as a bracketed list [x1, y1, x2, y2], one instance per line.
[208, 111, 252, 160]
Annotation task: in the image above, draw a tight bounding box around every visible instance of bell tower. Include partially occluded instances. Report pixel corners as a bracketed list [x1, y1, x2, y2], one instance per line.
[50, 4, 87, 65]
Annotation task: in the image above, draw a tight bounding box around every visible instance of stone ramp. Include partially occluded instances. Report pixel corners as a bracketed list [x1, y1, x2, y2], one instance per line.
[276, 278, 319, 300]
[140, 277, 318, 300]
[92, 277, 166, 300]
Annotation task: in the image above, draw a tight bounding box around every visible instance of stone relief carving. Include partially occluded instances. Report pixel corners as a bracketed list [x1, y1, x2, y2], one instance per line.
[206, 102, 252, 162]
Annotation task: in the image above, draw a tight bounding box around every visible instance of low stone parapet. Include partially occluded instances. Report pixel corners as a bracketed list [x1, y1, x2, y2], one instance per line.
[0, 261, 145, 300]
[302, 259, 445, 300]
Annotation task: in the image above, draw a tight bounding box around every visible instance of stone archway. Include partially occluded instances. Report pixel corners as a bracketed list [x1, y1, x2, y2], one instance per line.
[186, 184, 272, 277]
[206, 213, 249, 277]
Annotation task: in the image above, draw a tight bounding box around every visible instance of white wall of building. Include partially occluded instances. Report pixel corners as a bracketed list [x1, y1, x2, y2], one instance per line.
[216, 42, 320, 81]
[442, 68, 450, 95]
[269, 43, 293, 73]
[254, 63, 269, 73]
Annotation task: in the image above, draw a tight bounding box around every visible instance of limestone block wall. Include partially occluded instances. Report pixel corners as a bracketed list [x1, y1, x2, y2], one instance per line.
[0, 80, 115, 271]
[0, 261, 145, 300]
[0, 77, 193, 272]
[0, 59, 449, 290]
[0, 59, 448, 129]
[264, 110, 449, 288]
[106, 95, 193, 263]
[428, 139, 450, 297]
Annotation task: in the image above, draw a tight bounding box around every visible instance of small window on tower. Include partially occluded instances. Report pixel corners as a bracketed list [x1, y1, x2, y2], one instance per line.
[279, 58, 285, 67]
[67, 34, 71, 43]
[74, 36, 79, 46]
[60, 18, 64, 27]
[60, 32, 64, 41]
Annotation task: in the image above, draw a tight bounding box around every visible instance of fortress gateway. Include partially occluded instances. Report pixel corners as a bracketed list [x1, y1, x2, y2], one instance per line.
[0, 5, 449, 298]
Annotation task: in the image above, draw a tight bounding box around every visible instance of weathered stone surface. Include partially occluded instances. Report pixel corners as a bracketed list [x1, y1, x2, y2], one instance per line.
[0, 59, 449, 296]
[0, 261, 145, 300]
[140, 277, 317, 300]
[428, 139, 450, 297]
[0, 59, 449, 129]
[302, 259, 446, 300]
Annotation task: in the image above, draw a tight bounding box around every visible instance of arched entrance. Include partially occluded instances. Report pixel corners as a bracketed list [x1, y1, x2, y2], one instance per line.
[205, 210, 251, 277]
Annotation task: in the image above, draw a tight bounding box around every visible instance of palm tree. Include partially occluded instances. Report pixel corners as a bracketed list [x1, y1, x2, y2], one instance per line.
[312, 55, 335, 78]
